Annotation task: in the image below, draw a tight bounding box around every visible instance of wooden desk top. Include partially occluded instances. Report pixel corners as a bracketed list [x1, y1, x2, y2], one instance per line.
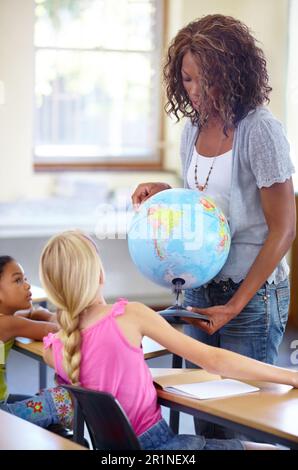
[15, 336, 167, 360]
[142, 336, 168, 359]
[14, 337, 44, 356]
[151, 368, 298, 444]
[0, 410, 86, 450]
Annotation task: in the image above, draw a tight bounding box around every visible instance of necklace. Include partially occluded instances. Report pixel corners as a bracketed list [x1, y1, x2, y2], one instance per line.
[194, 155, 216, 192]
[194, 126, 230, 192]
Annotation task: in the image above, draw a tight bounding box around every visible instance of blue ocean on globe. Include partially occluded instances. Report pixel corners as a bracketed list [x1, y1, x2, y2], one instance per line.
[128, 188, 231, 289]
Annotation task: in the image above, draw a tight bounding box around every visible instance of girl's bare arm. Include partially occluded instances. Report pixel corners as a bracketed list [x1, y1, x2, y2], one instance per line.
[0, 315, 58, 342]
[129, 302, 298, 388]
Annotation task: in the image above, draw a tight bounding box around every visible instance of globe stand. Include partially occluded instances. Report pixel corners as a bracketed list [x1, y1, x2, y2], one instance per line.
[157, 278, 209, 324]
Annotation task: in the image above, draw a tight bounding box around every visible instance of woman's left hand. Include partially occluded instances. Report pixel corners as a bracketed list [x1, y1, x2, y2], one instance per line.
[184, 304, 239, 334]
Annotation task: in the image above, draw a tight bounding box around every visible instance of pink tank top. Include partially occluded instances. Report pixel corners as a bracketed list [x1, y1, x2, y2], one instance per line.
[43, 298, 162, 436]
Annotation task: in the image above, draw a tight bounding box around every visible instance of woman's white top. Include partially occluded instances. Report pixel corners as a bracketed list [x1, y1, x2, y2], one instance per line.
[187, 146, 233, 219]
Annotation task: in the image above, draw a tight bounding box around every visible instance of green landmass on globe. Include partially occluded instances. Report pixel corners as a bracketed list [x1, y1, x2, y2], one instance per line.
[128, 188, 231, 290]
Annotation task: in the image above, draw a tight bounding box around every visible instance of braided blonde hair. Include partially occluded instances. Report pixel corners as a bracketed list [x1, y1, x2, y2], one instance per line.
[39, 230, 104, 385]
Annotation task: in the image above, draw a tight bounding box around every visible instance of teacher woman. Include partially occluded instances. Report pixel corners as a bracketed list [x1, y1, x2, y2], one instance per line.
[131, 14, 296, 438]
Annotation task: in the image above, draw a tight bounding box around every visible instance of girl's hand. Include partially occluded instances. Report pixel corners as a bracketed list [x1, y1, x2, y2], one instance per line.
[29, 306, 56, 322]
[184, 304, 239, 334]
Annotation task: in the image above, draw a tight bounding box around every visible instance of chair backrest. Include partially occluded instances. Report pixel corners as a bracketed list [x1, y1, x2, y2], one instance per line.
[63, 385, 141, 450]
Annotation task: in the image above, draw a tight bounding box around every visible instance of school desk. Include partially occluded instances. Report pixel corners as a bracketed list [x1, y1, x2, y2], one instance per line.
[151, 368, 298, 449]
[0, 409, 86, 450]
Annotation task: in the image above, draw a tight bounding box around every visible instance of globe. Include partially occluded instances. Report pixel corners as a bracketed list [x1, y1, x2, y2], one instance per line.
[128, 188, 231, 291]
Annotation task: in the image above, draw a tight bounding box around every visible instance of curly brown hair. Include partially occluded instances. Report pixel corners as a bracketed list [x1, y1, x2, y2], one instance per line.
[163, 14, 272, 129]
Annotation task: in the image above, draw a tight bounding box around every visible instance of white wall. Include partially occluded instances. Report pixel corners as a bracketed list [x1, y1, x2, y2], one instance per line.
[0, 0, 52, 202]
[0, 0, 289, 201]
[0, 0, 180, 203]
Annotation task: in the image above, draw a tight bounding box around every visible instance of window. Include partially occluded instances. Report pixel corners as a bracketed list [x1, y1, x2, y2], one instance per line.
[34, 0, 163, 170]
[287, 0, 298, 189]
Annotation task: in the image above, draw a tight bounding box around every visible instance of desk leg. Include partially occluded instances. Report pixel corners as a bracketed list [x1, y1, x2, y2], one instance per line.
[36, 299, 48, 391]
[39, 362, 47, 389]
[169, 354, 183, 434]
[172, 354, 183, 368]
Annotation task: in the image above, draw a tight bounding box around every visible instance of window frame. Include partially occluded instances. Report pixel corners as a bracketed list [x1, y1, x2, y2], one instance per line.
[33, 0, 166, 172]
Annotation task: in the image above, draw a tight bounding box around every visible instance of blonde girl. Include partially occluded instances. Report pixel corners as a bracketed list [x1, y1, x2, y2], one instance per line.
[35, 230, 297, 450]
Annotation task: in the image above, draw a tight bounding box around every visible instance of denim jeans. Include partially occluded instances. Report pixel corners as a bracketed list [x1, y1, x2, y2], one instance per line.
[183, 277, 290, 438]
[0, 387, 73, 429]
[138, 418, 244, 450]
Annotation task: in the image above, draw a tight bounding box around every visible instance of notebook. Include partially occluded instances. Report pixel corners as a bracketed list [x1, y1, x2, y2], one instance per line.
[163, 379, 260, 400]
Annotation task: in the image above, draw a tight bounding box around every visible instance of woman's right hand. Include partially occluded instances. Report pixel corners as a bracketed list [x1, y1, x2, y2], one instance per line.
[131, 182, 172, 207]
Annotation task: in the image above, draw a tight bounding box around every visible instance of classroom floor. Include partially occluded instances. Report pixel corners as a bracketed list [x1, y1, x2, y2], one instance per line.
[6, 325, 298, 439]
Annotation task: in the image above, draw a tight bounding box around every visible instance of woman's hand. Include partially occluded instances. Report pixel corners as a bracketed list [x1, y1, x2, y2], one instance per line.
[131, 182, 172, 207]
[184, 304, 239, 334]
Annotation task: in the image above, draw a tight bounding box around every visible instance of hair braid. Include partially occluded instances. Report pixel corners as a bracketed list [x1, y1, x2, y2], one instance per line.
[57, 310, 81, 385]
[40, 230, 104, 385]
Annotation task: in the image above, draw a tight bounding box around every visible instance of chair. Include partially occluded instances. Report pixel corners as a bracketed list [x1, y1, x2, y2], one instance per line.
[63, 385, 141, 450]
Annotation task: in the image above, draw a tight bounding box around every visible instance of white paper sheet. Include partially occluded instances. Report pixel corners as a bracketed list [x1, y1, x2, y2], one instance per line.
[165, 379, 259, 400]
